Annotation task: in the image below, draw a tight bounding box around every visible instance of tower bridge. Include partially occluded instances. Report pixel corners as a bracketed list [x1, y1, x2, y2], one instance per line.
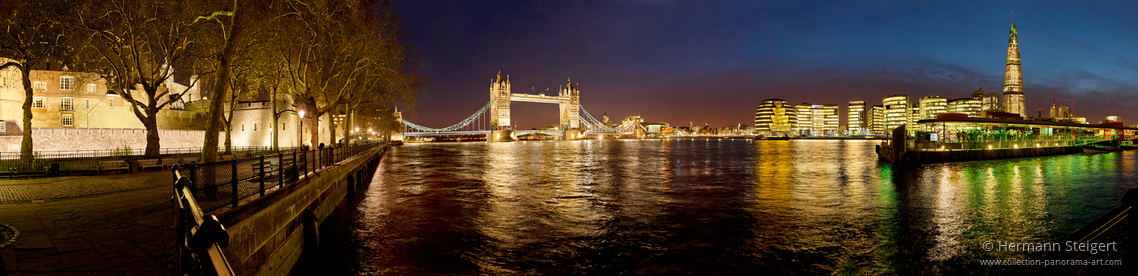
[399, 72, 644, 142]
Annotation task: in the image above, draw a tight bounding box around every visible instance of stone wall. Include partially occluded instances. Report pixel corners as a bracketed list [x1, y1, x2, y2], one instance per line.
[1, 128, 205, 153]
[218, 145, 387, 276]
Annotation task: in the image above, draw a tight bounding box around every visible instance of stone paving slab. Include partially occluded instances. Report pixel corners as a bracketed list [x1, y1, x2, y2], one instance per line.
[0, 171, 170, 203]
[0, 174, 173, 275]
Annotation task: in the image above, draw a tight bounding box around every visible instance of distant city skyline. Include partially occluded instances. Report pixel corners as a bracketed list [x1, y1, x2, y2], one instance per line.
[393, 0, 1138, 130]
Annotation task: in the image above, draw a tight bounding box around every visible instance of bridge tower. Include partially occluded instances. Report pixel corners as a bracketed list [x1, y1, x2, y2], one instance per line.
[559, 78, 580, 130]
[489, 71, 511, 130]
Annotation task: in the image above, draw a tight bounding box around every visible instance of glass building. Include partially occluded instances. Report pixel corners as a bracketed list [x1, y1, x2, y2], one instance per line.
[794, 102, 839, 136]
[947, 98, 981, 117]
[919, 96, 947, 120]
[883, 94, 910, 133]
[754, 98, 797, 136]
[848, 101, 867, 135]
[1002, 23, 1026, 118]
[870, 105, 884, 134]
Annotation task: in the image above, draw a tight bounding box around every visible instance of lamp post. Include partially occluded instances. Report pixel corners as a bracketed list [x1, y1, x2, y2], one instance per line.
[298, 110, 305, 149]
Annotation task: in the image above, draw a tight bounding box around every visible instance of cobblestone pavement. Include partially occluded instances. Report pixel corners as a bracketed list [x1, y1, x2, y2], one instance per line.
[0, 184, 172, 275]
[0, 171, 171, 203]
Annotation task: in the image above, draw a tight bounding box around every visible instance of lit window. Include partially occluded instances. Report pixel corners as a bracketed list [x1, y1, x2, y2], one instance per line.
[60, 76, 75, 91]
[60, 97, 74, 111]
[85, 99, 91, 109]
[33, 97, 45, 109]
[62, 114, 73, 126]
[87, 83, 96, 94]
[33, 81, 47, 91]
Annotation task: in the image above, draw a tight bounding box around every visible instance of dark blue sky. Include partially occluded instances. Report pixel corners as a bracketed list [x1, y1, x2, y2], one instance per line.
[392, 0, 1138, 129]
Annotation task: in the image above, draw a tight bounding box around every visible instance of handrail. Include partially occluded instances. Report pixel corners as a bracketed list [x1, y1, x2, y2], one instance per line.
[180, 142, 384, 214]
[173, 164, 235, 276]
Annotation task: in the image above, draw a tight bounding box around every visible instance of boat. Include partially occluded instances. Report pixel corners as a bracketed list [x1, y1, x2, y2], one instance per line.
[1122, 141, 1138, 150]
[1081, 145, 1122, 154]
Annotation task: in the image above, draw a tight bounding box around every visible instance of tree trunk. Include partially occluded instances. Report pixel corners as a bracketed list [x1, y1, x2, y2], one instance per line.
[310, 111, 321, 148]
[329, 108, 337, 145]
[201, 3, 246, 163]
[224, 127, 232, 154]
[271, 91, 279, 151]
[143, 115, 161, 158]
[344, 104, 352, 142]
[19, 68, 33, 160]
[224, 103, 235, 154]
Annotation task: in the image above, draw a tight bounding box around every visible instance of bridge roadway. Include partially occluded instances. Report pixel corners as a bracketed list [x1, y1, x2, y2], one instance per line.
[402, 130, 637, 137]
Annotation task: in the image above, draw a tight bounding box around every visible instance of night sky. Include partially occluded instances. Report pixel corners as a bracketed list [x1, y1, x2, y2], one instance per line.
[392, 0, 1138, 130]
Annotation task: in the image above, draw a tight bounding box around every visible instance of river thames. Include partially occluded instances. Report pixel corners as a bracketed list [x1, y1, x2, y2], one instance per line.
[294, 139, 1135, 274]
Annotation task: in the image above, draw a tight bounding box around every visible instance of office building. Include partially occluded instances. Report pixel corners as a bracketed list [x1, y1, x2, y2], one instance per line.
[754, 98, 797, 136]
[847, 101, 866, 135]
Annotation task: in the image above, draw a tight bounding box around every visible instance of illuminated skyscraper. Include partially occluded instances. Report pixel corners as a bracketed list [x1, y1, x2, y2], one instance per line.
[1002, 23, 1025, 117]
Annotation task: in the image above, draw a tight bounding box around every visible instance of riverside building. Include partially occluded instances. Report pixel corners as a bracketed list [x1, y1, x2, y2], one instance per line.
[754, 98, 797, 136]
[870, 105, 884, 134]
[848, 101, 867, 135]
[883, 95, 910, 133]
[919, 96, 947, 120]
[947, 98, 982, 118]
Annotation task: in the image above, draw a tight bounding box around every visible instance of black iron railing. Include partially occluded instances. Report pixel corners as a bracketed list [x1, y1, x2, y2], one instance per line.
[172, 164, 235, 276]
[181, 142, 383, 213]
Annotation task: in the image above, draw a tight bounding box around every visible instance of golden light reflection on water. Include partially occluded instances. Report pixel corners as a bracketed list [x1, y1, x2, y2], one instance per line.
[300, 142, 1138, 275]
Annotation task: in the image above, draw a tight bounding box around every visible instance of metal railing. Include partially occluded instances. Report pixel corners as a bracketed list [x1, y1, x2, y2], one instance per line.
[0, 146, 291, 160]
[180, 142, 383, 214]
[172, 164, 235, 276]
[910, 137, 1108, 151]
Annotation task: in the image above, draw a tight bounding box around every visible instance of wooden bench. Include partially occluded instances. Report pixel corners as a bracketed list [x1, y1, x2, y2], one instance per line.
[138, 159, 164, 171]
[160, 158, 180, 169]
[64, 161, 100, 175]
[180, 156, 201, 165]
[99, 160, 129, 174]
[13, 163, 50, 178]
[0, 163, 15, 179]
[251, 159, 279, 181]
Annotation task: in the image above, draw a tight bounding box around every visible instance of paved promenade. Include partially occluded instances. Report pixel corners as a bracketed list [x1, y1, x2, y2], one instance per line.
[0, 172, 173, 275]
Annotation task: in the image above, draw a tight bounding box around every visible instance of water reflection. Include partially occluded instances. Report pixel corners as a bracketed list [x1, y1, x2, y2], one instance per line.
[295, 140, 1137, 275]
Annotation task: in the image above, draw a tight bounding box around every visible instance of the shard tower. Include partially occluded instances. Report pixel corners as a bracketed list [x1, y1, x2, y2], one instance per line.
[1002, 23, 1025, 117]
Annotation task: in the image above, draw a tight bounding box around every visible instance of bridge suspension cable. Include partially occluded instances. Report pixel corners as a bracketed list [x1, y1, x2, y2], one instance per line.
[401, 99, 496, 132]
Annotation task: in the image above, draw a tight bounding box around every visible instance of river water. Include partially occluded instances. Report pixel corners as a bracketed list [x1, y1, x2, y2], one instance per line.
[294, 139, 1136, 274]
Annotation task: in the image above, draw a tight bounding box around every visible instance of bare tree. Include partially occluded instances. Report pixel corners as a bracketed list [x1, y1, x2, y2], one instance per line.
[70, 0, 205, 158]
[271, 0, 421, 148]
[0, 0, 71, 160]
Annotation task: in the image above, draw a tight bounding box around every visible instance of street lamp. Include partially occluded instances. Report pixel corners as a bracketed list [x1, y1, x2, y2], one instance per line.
[298, 110, 306, 148]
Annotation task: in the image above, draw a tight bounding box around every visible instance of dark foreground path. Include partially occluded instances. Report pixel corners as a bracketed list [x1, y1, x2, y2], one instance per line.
[1, 173, 172, 275]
